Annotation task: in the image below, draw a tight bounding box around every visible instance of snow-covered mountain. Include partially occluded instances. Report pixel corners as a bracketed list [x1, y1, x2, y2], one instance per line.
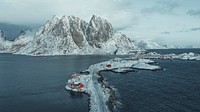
[0, 30, 12, 53]
[0, 30, 6, 51]
[136, 40, 177, 49]
[11, 29, 34, 52]
[14, 15, 137, 55]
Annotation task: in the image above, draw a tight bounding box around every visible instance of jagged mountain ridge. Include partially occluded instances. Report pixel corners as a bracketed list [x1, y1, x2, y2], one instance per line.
[0, 30, 12, 52]
[11, 29, 33, 52]
[86, 15, 113, 48]
[0, 30, 6, 51]
[15, 15, 136, 55]
[136, 40, 177, 49]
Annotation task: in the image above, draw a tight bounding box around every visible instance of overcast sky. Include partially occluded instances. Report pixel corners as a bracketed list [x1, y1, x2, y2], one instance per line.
[0, 0, 200, 47]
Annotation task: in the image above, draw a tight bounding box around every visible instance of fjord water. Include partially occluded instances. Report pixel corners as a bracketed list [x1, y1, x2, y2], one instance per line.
[0, 49, 200, 112]
[102, 49, 200, 112]
[0, 54, 116, 112]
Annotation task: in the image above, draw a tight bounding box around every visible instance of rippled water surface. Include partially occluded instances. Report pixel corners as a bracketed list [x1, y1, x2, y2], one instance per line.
[0, 54, 117, 112]
[0, 49, 200, 112]
[102, 49, 200, 112]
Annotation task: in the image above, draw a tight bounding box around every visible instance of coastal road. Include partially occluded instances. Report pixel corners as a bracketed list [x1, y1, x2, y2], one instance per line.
[90, 65, 109, 112]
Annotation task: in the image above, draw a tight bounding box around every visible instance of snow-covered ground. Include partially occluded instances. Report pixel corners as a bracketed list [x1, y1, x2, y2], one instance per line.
[65, 52, 200, 112]
[65, 58, 161, 112]
[134, 52, 200, 61]
[0, 15, 137, 56]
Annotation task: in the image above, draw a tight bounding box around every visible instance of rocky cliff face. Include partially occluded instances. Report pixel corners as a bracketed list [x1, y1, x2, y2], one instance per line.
[0, 30, 12, 52]
[1, 15, 137, 55]
[11, 29, 33, 52]
[0, 30, 5, 51]
[0, 30, 6, 41]
[86, 15, 113, 48]
[35, 15, 89, 48]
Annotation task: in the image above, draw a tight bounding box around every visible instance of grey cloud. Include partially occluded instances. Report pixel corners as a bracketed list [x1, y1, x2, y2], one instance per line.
[179, 27, 200, 32]
[187, 9, 200, 17]
[0, 0, 137, 31]
[161, 32, 170, 34]
[190, 27, 200, 31]
[141, 1, 179, 15]
[114, 27, 129, 31]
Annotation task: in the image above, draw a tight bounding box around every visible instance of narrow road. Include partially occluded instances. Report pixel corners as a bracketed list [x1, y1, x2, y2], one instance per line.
[90, 66, 109, 112]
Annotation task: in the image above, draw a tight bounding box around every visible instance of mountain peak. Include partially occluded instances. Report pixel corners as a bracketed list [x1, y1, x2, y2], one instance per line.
[90, 15, 110, 27]
[86, 15, 114, 48]
[0, 30, 6, 40]
[52, 15, 59, 20]
[91, 15, 102, 20]
[91, 15, 107, 21]
[1, 15, 136, 55]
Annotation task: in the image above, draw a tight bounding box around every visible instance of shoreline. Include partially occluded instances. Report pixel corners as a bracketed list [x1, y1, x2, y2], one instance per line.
[65, 58, 162, 112]
[65, 52, 200, 112]
[97, 71, 117, 111]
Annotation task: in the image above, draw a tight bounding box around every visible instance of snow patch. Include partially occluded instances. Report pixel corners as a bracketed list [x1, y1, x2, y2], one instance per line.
[136, 52, 200, 61]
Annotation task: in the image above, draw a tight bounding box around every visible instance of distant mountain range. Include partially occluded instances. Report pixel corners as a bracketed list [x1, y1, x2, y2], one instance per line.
[0, 15, 137, 55]
[136, 40, 179, 49]
[136, 40, 200, 49]
[0, 23, 39, 41]
[0, 15, 198, 56]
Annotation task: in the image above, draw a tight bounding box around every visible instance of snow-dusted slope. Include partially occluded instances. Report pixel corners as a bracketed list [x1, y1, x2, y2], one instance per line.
[16, 16, 78, 55]
[14, 15, 136, 55]
[137, 52, 200, 60]
[100, 32, 136, 54]
[0, 29, 34, 53]
[0, 30, 12, 53]
[0, 30, 6, 51]
[86, 15, 113, 48]
[137, 40, 176, 49]
[11, 29, 34, 52]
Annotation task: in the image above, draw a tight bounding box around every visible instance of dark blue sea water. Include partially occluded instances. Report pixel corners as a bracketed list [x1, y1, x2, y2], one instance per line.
[0, 49, 200, 112]
[102, 49, 200, 112]
[0, 54, 116, 112]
